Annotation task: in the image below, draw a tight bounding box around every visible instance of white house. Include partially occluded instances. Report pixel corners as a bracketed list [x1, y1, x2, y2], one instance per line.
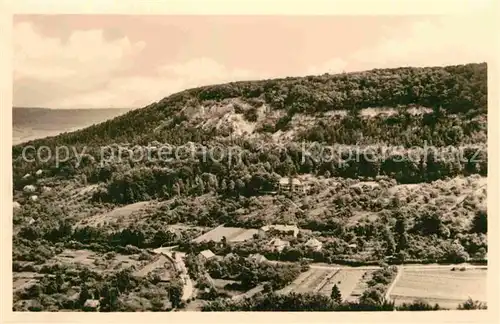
[278, 177, 308, 193]
[305, 238, 323, 251]
[198, 249, 216, 262]
[23, 185, 36, 193]
[260, 224, 299, 238]
[35, 169, 43, 176]
[248, 253, 268, 263]
[30, 195, 39, 202]
[83, 299, 100, 311]
[268, 238, 290, 252]
[13, 201, 21, 209]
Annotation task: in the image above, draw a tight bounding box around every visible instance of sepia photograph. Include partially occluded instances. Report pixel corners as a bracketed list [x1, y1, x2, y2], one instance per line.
[4, 0, 497, 320]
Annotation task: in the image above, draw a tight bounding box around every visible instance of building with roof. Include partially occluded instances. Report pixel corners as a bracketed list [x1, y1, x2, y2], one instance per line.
[278, 177, 309, 194]
[83, 299, 100, 311]
[248, 253, 268, 264]
[198, 249, 216, 262]
[305, 238, 323, 251]
[23, 185, 36, 193]
[268, 238, 290, 252]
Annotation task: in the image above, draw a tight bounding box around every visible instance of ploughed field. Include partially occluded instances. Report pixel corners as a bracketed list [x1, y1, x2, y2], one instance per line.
[277, 266, 487, 308]
[389, 268, 487, 309]
[277, 268, 374, 302]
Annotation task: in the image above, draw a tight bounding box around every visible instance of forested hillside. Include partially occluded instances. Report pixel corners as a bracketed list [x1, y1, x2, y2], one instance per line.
[13, 63, 486, 148]
[12, 63, 488, 312]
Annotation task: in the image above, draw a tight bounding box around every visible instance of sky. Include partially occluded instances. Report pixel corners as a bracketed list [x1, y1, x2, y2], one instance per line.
[13, 14, 493, 109]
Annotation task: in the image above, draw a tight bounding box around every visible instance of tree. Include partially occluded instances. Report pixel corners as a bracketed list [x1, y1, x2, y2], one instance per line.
[382, 226, 396, 255]
[330, 284, 342, 304]
[78, 284, 92, 306]
[150, 297, 165, 311]
[471, 210, 487, 234]
[394, 217, 409, 252]
[100, 286, 120, 312]
[360, 285, 386, 306]
[458, 298, 487, 310]
[168, 279, 183, 308]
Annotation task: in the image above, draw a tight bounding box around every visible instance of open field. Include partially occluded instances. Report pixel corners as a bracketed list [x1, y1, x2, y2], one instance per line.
[13, 272, 47, 292]
[192, 225, 258, 243]
[389, 268, 487, 309]
[48, 249, 144, 273]
[318, 269, 367, 301]
[278, 268, 367, 301]
[347, 270, 377, 302]
[75, 201, 152, 228]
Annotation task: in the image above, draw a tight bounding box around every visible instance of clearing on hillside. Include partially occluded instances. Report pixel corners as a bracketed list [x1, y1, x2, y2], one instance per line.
[192, 225, 258, 243]
[75, 201, 152, 228]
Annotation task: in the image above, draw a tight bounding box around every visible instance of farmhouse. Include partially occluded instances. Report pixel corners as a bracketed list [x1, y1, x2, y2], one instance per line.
[83, 299, 100, 311]
[30, 195, 39, 202]
[248, 253, 268, 263]
[259, 224, 299, 238]
[278, 177, 308, 193]
[268, 238, 290, 252]
[23, 185, 36, 193]
[35, 169, 43, 176]
[198, 249, 216, 262]
[305, 238, 323, 251]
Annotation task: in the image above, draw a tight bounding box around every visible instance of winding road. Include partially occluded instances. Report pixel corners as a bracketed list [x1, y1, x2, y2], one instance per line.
[153, 247, 194, 301]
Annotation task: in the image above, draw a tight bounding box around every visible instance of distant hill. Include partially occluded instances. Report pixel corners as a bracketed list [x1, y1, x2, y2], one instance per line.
[12, 62, 487, 186]
[11, 62, 487, 150]
[12, 107, 132, 145]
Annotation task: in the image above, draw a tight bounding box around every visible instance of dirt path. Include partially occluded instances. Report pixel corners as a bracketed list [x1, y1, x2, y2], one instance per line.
[384, 266, 403, 301]
[133, 254, 170, 277]
[153, 248, 194, 301]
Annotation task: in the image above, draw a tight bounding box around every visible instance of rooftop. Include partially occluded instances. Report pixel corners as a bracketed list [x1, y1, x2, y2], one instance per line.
[199, 249, 216, 259]
[269, 238, 289, 247]
[279, 178, 302, 186]
[305, 238, 322, 246]
[261, 224, 299, 232]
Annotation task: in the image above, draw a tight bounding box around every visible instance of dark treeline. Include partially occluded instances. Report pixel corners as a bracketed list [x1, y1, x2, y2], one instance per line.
[201, 291, 485, 312]
[14, 142, 487, 202]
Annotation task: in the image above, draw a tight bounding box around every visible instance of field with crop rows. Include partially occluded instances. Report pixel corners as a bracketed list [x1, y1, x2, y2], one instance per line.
[192, 225, 258, 243]
[278, 268, 371, 301]
[389, 268, 487, 309]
